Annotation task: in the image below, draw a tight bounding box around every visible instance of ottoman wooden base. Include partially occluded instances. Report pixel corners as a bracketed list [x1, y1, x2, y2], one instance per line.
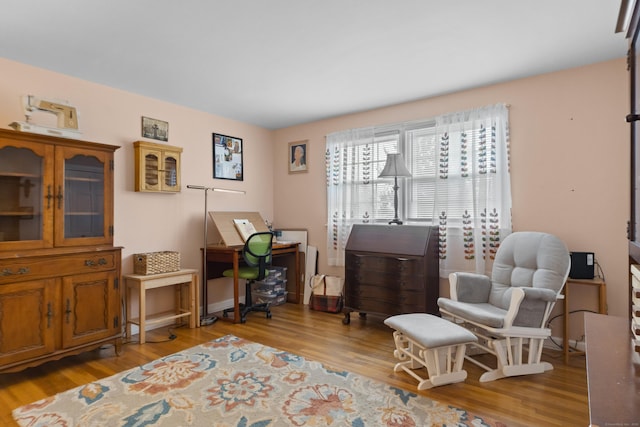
[384, 313, 478, 389]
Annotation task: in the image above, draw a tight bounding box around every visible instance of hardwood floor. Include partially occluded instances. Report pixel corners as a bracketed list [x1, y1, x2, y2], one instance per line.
[0, 303, 589, 426]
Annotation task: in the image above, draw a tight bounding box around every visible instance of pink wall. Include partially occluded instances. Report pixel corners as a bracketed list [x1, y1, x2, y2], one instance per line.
[0, 58, 275, 314]
[274, 58, 630, 337]
[0, 56, 630, 340]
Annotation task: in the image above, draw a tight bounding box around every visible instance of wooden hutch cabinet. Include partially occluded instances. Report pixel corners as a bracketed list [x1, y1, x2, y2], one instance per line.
[343, 224, 439, 324]
[0, 128, 121, 373]
[134, 140, 182, 193]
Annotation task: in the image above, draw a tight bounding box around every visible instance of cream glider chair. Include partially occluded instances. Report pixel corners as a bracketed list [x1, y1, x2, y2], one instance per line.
[437, 231, 571, 382]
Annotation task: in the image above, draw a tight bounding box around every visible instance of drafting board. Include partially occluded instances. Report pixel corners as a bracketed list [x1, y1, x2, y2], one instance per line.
[209, 211, 269, 247]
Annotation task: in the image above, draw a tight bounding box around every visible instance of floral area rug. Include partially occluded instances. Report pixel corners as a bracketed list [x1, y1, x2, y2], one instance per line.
[13, 334, 501, 426]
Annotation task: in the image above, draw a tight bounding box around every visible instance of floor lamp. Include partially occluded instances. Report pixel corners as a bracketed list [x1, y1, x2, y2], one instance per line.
[378, 153, 412, 225]
[187, 185, 245, 326]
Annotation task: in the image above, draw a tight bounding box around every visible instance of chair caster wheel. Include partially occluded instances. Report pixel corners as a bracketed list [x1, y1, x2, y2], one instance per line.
[222, 312, 228, 318]
[266, 312, 272, 319]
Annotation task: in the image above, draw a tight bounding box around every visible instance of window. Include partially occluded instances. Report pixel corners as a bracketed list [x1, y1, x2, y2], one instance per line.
[326, 104, 511, 275]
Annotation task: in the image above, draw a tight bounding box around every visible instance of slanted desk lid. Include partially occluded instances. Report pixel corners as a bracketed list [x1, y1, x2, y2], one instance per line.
[209, 211, 270, 247]
[346, 224, 435, 256]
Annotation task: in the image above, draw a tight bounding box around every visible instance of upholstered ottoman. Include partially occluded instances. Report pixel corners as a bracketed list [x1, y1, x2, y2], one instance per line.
[384, 313, 477, 389]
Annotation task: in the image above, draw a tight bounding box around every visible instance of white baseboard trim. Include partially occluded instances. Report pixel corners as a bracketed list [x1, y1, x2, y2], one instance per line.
[127, 297, 244, 336]
[198, 298, 249, 324]
[128, 317, 181, 336]
[545, 336, 586, 353]
[206, 298, 243, 316]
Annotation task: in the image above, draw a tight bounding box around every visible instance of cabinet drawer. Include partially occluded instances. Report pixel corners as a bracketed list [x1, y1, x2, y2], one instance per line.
[347, 253, 424, 276]
[346, 269, 425, 290]
[345, 293, 426, 315]
[345, 284, 426, 303]
[0, 251, 117, 284]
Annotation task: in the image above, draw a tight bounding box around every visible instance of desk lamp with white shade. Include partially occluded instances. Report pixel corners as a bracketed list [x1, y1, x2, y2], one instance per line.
[378, 153, 412, 225]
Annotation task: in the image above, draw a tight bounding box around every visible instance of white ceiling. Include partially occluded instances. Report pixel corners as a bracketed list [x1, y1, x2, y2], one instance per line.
[0, 1, 629, 130]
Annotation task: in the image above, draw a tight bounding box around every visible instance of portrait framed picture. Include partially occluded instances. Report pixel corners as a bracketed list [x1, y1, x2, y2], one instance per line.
[213, 133, 243, 181]
[288, 140, 308, 174]
[141, 116, 169, 142]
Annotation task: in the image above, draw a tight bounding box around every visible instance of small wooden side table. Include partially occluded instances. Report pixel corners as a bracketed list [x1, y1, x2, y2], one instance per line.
[562, 277, 607, 363]
[124, 269, 199, 344]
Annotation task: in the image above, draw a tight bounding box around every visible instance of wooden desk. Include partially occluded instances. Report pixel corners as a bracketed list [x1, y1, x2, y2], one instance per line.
[585, 313, 640, 426]
[205, 242, 300, 323]
[562, 277, 607, 363]
[124, 269, 199, 344]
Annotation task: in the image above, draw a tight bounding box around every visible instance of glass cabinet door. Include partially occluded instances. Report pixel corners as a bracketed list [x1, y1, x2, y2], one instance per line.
[0, 141, 54, 250]
[64, 155, 104, 239]
[144, 151, 161, 190]
[163, 153, 180, 191]
[55, 147, 113, 247]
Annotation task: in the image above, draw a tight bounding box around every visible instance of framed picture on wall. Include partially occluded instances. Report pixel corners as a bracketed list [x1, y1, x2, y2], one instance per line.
[141, 116, 169, 141]
[213, 133, 243, 181]
[288, 140, 308, 174]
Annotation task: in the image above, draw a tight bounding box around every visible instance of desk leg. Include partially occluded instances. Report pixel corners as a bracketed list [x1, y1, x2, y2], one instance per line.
[175, 284, 182, 326]
[191, 273, 199, 328]
[125, 282, 132, 341]
[139, 282, 146, 344]
[598, 283, 607, 314]
[233, 251, 240, 323]
[294, 247, 301, 304]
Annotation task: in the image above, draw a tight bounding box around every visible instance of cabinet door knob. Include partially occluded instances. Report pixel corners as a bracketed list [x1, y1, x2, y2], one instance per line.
[46, 185, 53, 209]
[47, 302, 54, 328]
[56, 185, 63, 209]
[65, 299, 72, 323]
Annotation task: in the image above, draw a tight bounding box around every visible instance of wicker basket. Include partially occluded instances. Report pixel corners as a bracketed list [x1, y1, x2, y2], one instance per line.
[133, 251, 180, 275]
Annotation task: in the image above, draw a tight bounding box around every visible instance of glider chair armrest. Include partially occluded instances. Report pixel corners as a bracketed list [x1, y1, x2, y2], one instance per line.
[503, 287, 526, 328]
[449, 272, 492, 302]
[504, 287, 558, 328]
[521, 287, 559, 302]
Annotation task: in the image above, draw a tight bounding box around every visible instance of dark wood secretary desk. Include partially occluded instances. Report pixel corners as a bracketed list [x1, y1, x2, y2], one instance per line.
[343, 224, 439, 325]
[205, 241, 300, 323]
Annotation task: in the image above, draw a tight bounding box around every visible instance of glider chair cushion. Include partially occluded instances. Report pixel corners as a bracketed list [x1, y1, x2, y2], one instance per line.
[437, 231, 571, 382]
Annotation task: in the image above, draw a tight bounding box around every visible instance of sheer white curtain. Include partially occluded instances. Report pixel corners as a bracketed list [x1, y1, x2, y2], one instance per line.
[325, 104, 512, 275]
[325, 126, 377, 266]
[433, 104, 512, 277]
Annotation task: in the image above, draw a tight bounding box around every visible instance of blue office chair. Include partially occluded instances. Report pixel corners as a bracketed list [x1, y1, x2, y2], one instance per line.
[222, 231, 274, 323]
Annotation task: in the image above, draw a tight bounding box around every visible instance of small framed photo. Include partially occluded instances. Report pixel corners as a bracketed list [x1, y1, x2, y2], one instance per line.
[288, 140, 308, 174]
[213, 133, 243, 181]
[141, 117, 168, 141]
